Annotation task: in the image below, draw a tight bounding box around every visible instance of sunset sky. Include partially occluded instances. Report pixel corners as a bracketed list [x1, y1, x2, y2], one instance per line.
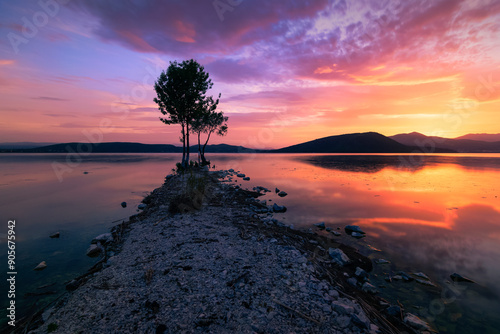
[1, 0, 500, 149]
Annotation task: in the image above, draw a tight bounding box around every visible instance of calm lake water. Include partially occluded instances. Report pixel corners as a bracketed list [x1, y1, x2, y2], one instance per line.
[1, 153, 499, 333]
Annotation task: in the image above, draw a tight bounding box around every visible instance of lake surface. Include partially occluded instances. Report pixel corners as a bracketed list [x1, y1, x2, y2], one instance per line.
[1, 153, 499, 333]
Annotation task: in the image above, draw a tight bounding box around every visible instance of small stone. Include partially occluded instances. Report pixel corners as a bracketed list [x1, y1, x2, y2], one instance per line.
[335, 315, 351, 328]
[278, 191, 287, 197]
[413, 272, 430, 280]
[331, 231, 341, 236]
[275, 188, 280, 193]
[416, 279, 437, 287]
[121, 202, 127, 208]
[328, 248, 350, 266]
[345, 225, 365, 234]
[92, 233, 113, 244]
[272, 203, 287, 213]
[450, 273, 475, 283]
[236, 173, 246, 177]
[329, 289, 339, 299]
[355, 267, 368, 280]
[34, 261, 47, 271]
[243, 177, 250, 181]
[347, 277, 358, 286]
[332, 301, 354, 315]
[351, 313, 369, 329]
[351, 232, 365, 239]
[404, 313, 432, 331]
[313, 222, 326, 229]
[362, 282, 378, 294]
[386, 305, 401, 316]
[375, 259, 390, 264]
[49, 232, 60, 238]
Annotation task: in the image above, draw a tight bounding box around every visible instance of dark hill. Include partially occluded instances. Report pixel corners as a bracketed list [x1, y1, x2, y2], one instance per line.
[275, 132, 425, 153]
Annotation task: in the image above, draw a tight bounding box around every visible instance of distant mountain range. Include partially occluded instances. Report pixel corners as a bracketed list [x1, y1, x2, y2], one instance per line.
[1, 131, 499, 154]
[0, 142, 256, 154]
[389, 132, 500, 153]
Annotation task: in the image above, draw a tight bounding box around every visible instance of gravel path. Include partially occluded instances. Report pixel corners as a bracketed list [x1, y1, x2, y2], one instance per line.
[27, 170, 407, 334]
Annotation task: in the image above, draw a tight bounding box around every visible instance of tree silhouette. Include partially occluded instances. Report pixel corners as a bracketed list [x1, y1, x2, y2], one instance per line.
[192, 106, 228, 165]
[153, 59, 216, 167]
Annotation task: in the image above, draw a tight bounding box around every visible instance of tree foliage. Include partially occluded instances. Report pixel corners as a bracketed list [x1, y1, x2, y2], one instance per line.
[153, 59, 228, 167]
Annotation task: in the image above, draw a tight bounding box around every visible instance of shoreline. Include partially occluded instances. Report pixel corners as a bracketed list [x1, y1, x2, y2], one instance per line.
[19, 169, 423, 333]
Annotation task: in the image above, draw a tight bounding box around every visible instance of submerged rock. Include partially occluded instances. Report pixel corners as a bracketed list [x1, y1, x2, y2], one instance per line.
[450, 273, 475, 283]
[345, 225, 365, 234]
[34, 261, 47, 271]
[49, 232, 60, 239]
[328, 248, 350, 266]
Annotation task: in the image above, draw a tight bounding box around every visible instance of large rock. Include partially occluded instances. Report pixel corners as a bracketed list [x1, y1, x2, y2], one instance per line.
[91, 233, 113, 245]
[34, 261, 47, 271]
[86, 244, 101, 257]
[404, 313, 432, 331]
[328, 248, 350, 266]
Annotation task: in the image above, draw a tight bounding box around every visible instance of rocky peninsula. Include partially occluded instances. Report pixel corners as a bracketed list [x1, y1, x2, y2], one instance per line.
[22, 169, 428, 334]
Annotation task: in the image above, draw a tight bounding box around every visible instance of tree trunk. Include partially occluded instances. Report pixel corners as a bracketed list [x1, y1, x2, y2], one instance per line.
[181, 123, 186, 167]
[201, 130, 212, 165]
[185, 123, 190, 166]
[197, 131, 202, 164]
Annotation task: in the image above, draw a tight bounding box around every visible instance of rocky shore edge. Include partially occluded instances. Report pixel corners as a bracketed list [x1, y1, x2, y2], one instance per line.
[19, 169, 430, 333]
